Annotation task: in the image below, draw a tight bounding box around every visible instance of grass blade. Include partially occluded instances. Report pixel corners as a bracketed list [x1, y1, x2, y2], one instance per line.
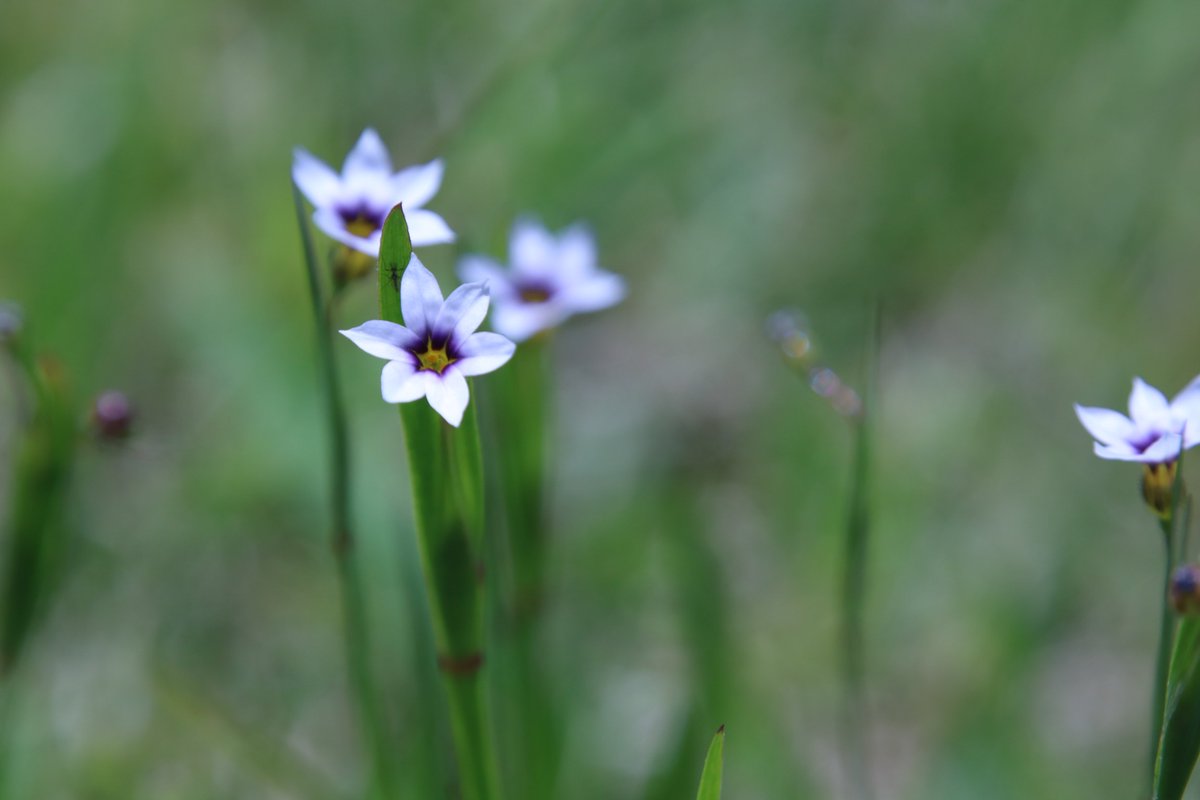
[695, 725, 725, 800]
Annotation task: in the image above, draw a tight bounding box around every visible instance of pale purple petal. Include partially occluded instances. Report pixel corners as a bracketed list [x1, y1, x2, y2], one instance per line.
[456, 332, 515, 376]
[381, 360, 429, 403]
[435, 282, 489, 344]
[392, 159, 444, 210]
[1129, 377, 1171, 426]
[313, 207, 381, 257]
[406, 209, 456, 246]
[492, 302, 566, 343]
[292, 149, 342, 207]
[1170, 375, 1200, 445]
[343, 128, 391, 181]
[1142, 432, 1185, 463]
[510, 218, 557, 277]
[424, 367, 469, 427]
[340, 321, 421, 361]
[558, 272, 626, 314]
[400, 256, 444, 335]
[458, 256, 518, 302]
[1093, 441, 1145, 461]
[1073, 404, 1135, 447]
[557, 224, 597, 277]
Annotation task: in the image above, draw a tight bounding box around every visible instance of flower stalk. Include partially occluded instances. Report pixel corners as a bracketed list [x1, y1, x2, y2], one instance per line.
[292, 182, 398, 799]
[1150, 454, 1187, 782]
[376, 205, 502, 800]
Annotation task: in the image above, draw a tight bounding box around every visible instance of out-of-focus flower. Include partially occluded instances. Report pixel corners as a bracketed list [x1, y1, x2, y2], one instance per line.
[92, 390, 134, 440]
[1171, 563, 1200, 615]
[340, 258, 514, 427]
[0, 302, 22, 345]
[293, 129, 454, 257]
[457, 218, 624, 342]
[1074, 377, 1200, 463]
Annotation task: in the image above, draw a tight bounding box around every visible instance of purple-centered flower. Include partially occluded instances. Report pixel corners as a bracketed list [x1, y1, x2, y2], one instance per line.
[1075, 376, 1200, 462]
[457, 218, 625, 342]
[340, 257, 515, 427]
[293, 129, 454, 257]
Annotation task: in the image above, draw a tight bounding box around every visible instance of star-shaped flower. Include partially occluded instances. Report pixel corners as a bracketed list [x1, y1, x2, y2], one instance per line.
[293, 129, 454, 257]
[457, 218, 625, 342]
[1075, 376, 1200, 462]
[340, 257, 515, 426]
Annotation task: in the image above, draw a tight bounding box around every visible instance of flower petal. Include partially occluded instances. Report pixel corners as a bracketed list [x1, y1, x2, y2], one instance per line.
[1073, 404, 1135, 447]
[392, 159, 444, 210]
[313, 207, 381, 257]
[557, 223, 597, 277]
[558, 272, 626, 314]
[292, 148, 342, 207]
[492, 302, 565, 343]
[424, 367, 469, 427]
[1130, 377, 1171, 425]
[1093, 441, 1143, 461]
[406, 209, 456, 246]
[343, 128, 392, 181]
[1142, 432, 1185, 463]
[458, 256, 518, 302]
[435, 282, 490, 344]
[1171, 374, 1200, 445]
[456, 332, 515, 376]
[510, 218, 557, 277]
[340, 321, 421, 361]
[400, 256, 444, 335]
[381, 360, 429, 403]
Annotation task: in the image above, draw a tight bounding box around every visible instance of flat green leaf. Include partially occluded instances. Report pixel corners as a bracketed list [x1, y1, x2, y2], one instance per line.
[1154, 616, 1200, 799]
[696, 725, 725, 800]
[378, 203, 412, 324]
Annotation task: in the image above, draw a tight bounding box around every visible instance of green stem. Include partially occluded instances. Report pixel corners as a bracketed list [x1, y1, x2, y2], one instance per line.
[839, 308, 878, 800]
[1152, 517, 1178, 782]
[443, 670, 501, 800]
[293, 182, 397, 799]
[840, 416, 873, 800]
[378, 207, 502, 800]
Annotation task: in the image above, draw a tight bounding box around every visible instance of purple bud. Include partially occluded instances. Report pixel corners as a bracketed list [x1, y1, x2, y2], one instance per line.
[92, 391, 134, 440]
[1170, 564, 1200, 615]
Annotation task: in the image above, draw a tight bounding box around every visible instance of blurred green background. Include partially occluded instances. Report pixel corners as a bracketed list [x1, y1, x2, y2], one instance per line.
[4, 0, 1200, 796]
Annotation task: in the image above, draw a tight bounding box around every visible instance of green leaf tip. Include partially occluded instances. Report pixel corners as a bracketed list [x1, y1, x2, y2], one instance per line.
[380, 204, 413, 279]
[696, 725, 725, 800]
[377, 204, 412, 324]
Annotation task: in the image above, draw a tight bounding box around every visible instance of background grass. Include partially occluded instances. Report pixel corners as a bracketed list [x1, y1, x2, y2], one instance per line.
[4, 0, 1200, 796]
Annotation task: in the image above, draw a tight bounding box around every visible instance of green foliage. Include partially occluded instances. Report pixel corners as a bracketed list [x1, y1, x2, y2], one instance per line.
[1, 334, 76, 675]
[1152, 616, 1200, 799]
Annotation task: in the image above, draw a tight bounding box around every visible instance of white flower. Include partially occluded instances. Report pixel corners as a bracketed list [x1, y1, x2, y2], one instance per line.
[293, 129, 455, 257]
[340, 257, 515, 426]
[1075, 376, 1200, 462]
[457, 218, 625, 342]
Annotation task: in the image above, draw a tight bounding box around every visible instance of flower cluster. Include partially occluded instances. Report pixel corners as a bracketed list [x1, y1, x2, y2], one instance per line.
[299, 132, 626, 425]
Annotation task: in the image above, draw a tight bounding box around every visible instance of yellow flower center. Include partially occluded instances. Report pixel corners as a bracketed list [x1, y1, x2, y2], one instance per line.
[520, 287, 551, 303]
[345, 215, 378, 238]
[417, 343, 454, 374]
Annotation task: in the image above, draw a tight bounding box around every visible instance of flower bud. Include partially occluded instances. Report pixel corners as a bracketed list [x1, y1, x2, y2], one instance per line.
[1142, 461, 1179, 520]
[91, 391, 134, 441]
[333, 245, 376, 288]
[1171, 564, 1200, 615]
[0, 302, 22, 345]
